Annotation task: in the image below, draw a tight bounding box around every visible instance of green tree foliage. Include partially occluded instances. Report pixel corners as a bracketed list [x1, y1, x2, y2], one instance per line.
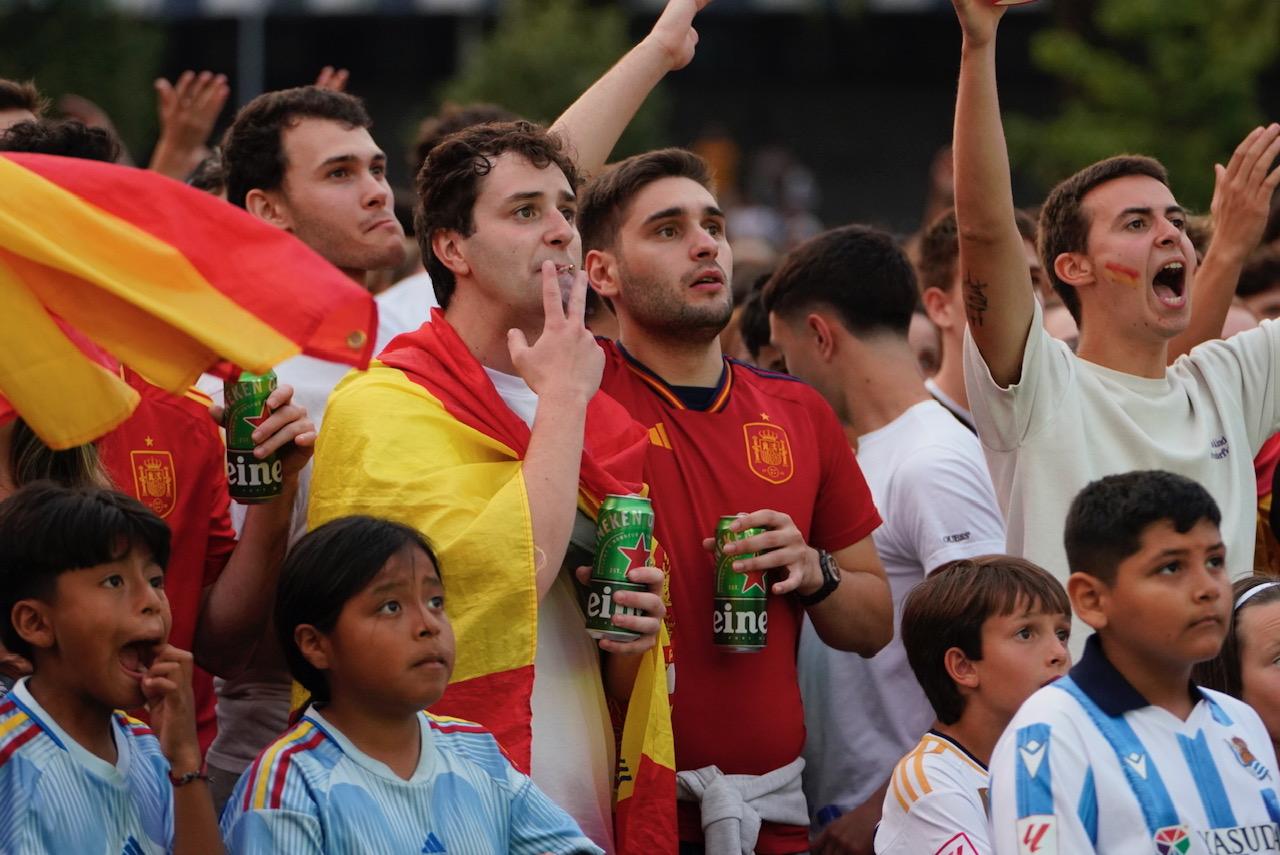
[440, 0, 668, 158]
[1008, 0, 1280, 210]
[0, 0, 164, 156]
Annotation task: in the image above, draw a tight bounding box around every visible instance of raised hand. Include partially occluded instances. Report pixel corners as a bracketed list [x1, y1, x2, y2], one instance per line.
[150, 70, 230, 180]
[508, 261, 604, 405]
[644, 0, 712, 72]
[245, 384, 316, 481]
[950, 0, 1009, 47]
[1209, 123, 1280, 262]
[314, 66, 350, 92]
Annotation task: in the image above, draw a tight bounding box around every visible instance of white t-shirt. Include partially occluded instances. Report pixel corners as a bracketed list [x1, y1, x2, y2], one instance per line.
[201, 276, 441, 777]
[375, 271, 438, 352]
[925, 377, 976, 433]
[990, 636, 1280, 855]
[875, 730, 991, 855]
[965, 302, 1280, 651]
[799, 400, 1006, 831]
[486, 366, 617, 854]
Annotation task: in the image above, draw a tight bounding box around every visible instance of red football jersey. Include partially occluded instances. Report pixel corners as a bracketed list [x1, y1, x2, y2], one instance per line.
[600, 341, 881, 852]
[97, 369, 237, 755]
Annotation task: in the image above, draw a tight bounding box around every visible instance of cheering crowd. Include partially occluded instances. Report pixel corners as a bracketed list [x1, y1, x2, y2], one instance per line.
[4, 0, 1280, 852]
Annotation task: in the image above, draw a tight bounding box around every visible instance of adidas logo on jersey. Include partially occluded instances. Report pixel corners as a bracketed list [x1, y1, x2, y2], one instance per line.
[121, 837, 145, 855]
[421, 831, 447, 853]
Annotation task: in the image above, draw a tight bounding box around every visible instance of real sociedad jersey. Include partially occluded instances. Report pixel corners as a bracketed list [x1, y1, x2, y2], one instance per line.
[990, 635, 1280, 854]
[220, 707, 603, 855]
[0, 678, 173, 854]
[875, 730, 991, 855]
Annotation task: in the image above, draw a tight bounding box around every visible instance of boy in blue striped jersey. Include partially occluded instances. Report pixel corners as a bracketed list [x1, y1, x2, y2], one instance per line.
[220, 515, 601, 854]
[0, 482, 223, 854]
[990, 471, 1280, 854]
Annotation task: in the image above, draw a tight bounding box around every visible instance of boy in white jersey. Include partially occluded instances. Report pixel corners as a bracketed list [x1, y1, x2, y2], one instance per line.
[990, 471, 1280, 854]
[876, 555, 1070, 855]
[0, 482, 223, 854]
[221, 515, 602, 854]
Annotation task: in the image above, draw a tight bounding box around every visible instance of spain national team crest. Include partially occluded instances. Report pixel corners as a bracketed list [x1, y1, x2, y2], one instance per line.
[130, 450, 176, 518]
[743, 421, 793, 484]
[1154, 825, 1191, 855]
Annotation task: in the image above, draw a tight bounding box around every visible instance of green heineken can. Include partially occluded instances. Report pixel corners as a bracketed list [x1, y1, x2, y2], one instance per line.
[585, 494, 654, 642]
[224, 370, 284, 504]
[714, 516, 768, 652]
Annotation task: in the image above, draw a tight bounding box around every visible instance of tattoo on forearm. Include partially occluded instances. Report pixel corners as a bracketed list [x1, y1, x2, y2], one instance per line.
[964, 272, 989, 328]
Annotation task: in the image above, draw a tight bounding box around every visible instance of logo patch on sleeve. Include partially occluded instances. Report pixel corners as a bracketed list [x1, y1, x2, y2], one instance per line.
[934, 831, 980, 855]
[1016, 816, 1056, 854]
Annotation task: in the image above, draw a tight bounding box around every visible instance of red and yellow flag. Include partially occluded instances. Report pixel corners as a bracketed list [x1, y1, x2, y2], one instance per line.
[309, 310, 676, 852]
[0, 153, 376, 448]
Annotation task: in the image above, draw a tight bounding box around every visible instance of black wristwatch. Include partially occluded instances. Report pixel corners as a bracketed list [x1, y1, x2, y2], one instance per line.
[796, 549, 841, 608]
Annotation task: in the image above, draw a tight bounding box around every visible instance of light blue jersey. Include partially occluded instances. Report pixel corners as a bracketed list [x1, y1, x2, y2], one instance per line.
[0, 678, 173, 855]
[220, 707, 603, 855]
[990, 636, 1280, 854]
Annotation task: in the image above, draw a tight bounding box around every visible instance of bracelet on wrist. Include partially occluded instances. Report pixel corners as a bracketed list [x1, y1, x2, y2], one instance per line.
[168, 769, 209, 788]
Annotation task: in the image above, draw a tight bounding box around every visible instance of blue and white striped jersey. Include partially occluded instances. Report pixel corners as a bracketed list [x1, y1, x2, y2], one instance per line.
[220, 707, 603, 855]
[991, 636, 1280, 854]
[0, 678, 173, 855]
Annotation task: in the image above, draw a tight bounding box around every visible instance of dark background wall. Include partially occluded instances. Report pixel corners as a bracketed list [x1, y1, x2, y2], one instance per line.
[161, 9, 1058, 235]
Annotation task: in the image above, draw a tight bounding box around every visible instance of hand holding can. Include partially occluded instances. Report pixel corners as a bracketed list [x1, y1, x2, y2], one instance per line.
[585, 495, 654, 642]
[713, 515, 769, 652]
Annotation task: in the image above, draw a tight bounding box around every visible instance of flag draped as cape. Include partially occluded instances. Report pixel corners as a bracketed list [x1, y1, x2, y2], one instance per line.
[0, 153, 375, 448]
[308, 309, 676, 852]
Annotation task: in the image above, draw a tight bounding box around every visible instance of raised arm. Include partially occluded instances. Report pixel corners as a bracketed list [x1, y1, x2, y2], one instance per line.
[951, 0, 1035, 387]
[550, 0, 710, 179]
[509, 263, 605, 599]
[1167, 123, 1280, 361]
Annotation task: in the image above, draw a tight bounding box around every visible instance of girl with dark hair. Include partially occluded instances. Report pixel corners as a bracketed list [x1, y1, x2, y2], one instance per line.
[1194, 576, 1280, 755]
[221, 515, 601, 854]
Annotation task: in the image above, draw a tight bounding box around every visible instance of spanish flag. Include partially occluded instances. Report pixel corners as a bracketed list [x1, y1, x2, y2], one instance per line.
[309, 309, 677, 853]
[0, 153, 376, 449]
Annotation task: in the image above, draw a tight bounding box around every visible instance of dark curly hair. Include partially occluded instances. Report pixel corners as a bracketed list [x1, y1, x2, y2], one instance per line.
[222, 86, 371, 210]
[414, 120, 580, 310]
[0, 118, 118, 162]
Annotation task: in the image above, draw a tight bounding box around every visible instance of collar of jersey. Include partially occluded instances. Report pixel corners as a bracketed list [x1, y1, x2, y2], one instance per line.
[615, 341, 733, 412]
[1069, 633, 1207, 717]
[305, 706, 437, 784]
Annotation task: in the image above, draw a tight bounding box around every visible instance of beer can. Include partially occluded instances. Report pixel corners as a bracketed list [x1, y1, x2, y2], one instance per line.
[224, 370, 284, 504]
[714, 515, 768, 652]
[586, 494, 654, 642]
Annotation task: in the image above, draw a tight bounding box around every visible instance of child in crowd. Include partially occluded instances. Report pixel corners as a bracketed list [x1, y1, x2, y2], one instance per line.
[1195, 577, 1280, 761]
[990, 471, 1280, 854]
[0, 482, 223, 854]
[220, 515, 603, 854]
[875, 555, 1071, 855]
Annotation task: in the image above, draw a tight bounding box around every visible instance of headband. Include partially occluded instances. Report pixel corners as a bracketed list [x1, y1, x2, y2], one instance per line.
[1235, 581, 1280, 611]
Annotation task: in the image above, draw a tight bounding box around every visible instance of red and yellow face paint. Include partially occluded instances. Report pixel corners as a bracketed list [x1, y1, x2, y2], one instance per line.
[1104, 262, 1143, 288]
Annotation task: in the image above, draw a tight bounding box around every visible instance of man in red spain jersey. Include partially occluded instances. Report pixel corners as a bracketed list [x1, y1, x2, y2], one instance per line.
[578, 148, 893, 854]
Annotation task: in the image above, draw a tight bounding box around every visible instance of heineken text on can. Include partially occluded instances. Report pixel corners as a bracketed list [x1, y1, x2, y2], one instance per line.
[224, 370, 284, 504]
[586, 494, 654, 642]
[714, 516, 768, 652]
